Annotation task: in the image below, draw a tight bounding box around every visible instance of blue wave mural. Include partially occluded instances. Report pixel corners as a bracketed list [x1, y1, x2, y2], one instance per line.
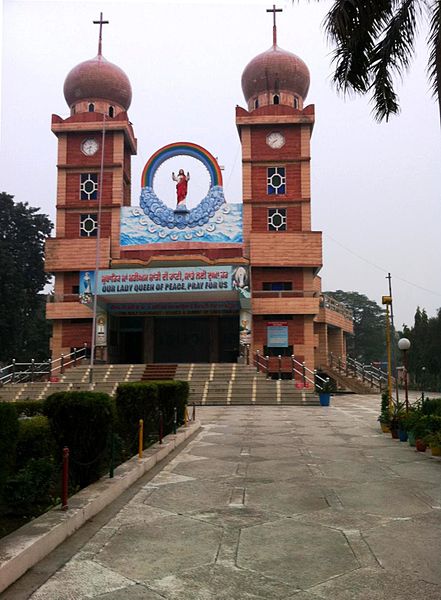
[120, 203, 243, 245]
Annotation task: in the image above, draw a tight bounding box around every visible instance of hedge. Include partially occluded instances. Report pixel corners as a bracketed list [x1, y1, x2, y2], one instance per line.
[115, 380, 189, 454]
[115, 382, 159, 454]
[13, 400, 45, 417]
[0, 403, 19, 488]
[43, 391, 114, 487]
[15, 416, 56, 470]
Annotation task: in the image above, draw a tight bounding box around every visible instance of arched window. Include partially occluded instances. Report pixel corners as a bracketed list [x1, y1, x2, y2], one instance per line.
[109, 106, 114, 117]
[88, 103, 95, 112]
[293, 97, 299, 109]
[254, 98, 259, 109]
[273, 95, 280, 105]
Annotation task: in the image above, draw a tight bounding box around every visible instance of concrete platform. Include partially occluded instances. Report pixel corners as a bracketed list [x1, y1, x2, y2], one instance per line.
[3, 393, 441, 599]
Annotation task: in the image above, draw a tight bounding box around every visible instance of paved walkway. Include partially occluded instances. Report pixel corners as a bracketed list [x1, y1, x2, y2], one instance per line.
[4, 394, 441, 599]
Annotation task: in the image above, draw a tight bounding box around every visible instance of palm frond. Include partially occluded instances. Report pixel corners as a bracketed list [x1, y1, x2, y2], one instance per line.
[427, 0, 441, 105]
[324, 0, 395, 93]
[370, 0, 421, 121]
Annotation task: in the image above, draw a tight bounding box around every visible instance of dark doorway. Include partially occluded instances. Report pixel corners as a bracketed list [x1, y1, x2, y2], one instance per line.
[154, 317, 211, 363]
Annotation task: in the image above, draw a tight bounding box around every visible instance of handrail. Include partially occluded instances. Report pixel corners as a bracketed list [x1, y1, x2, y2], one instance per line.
[252, 351, 326, 390]
[0, 346, 87, 386]
[319, 295, 353, 320]
[328, 353, 388, 389]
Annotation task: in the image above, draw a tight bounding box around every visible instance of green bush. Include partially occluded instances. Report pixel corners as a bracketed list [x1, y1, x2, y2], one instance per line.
[115, 382, 159, 454]
[15, 416, 56, 469]
[14, 400, 45, 417]
[43, 391, 114, 488]
[0, 403, 19, 488]
[421, 397, 441, 417]
[4, 458, 55, 515]
[150, 380, 189, 432]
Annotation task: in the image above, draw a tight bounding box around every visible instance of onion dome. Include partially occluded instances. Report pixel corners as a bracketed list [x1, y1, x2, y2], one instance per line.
[241, 44, 310, 104]
[63, 53, 132, 111]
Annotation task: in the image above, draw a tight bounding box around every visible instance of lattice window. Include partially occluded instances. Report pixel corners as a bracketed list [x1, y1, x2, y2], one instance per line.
[80, 214, 98, 237]
[267, 167, 286, 195]
[268, 208, 287, 231]
[80, 173, 98, 200]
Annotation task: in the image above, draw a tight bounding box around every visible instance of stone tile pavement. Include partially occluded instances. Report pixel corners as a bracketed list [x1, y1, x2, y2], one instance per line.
[3, 393, 441, 599]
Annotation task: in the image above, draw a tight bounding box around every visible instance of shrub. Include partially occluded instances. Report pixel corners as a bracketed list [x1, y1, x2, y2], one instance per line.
[0, 402, 19, 488]
[115, 382, 159, 454]
[4, 458, 55, 515]
[150, 380, 189, 433]
[15, 416, 56, 469]
[14, 400, 45, 417]
[43, 392, 114, 488]
[421, 397, 441, 417]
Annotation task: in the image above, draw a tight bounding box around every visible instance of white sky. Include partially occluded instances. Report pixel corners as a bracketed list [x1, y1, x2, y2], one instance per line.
[1, 0, 440, 329]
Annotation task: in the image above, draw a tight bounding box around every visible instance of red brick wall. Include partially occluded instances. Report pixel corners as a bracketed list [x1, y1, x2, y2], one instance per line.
[63, 272, 79, 294]
[65, 172, 113, 206]
[61, 320, 92, 348]
[250, 164, 301, 199]
[120, 247, 243, 261]
[252, 205, 302, 232]
[252, 267, 303, 290]
[65, 211, 112, 238]
[66, 132, 114, 164]
[250, 127, 301, 161]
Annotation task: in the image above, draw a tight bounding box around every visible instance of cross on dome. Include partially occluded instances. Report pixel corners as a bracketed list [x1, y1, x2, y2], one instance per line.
[93, 12, 109, 56]
[266, 4, 282, 47]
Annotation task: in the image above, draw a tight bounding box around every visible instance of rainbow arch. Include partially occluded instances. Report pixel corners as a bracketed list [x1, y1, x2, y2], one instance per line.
[141, 142, 223, 188]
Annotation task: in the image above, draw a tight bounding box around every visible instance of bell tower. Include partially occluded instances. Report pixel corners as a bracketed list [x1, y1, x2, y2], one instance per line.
[46, 14, 137, 359]
[236, 6, 322, 369]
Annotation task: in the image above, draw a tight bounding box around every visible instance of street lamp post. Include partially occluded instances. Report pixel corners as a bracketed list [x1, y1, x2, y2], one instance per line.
[398, 337, 411, 413]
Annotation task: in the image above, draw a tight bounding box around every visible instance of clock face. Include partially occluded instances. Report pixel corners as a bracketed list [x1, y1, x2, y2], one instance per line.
[81, 138, 99, 156]
[266, 132, 285, 149]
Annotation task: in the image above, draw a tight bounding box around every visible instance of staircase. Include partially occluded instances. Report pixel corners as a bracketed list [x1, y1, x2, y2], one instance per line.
[323, 365, 379, 394]
[0, 362, 319, 406]
[176, 363, 318, 406]
[142, 364, 177, 381]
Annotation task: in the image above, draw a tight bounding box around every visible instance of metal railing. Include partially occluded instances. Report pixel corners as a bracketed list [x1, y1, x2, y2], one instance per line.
[253, 351, 328, 390]
[319, 295, 353, 320]
[0, 346, 87, 386]
[328, 353, 388, 389]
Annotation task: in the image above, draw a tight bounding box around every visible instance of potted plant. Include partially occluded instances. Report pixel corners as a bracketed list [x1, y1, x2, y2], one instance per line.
[317, 378, 335, 407]
[378, 392, 391, 433]
[389, 401, 406, 440]
[401, 409, 422, 447]
[424, 431, 441, 456]
[412, 415, 430, 452]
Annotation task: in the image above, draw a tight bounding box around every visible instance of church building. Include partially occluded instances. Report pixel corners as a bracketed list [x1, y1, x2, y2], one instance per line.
[45, 10, 353, 373]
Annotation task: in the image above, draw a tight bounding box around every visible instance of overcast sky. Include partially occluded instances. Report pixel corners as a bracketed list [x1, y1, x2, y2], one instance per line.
[1, 0, 440, 329]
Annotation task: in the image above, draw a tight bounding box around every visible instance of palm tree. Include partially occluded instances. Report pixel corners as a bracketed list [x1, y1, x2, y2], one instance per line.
[316, 1, 441, 123]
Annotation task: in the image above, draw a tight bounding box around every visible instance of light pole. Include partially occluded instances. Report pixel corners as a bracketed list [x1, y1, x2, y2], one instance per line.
[398, 337, 411, 413]
[421, 366, 426, 402]
[382, 295, 393, 417]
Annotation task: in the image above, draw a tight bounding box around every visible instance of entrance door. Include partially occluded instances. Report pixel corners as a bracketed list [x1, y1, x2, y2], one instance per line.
[154, 317, 211, 363]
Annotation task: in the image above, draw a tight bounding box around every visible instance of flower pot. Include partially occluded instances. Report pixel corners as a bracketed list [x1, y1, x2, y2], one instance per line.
[415, 439, 427, 452]
[408, 431, 416, 447]
[430, 446, 441, 457]
[380, 423, 391, 433]
[398, 429, 408, 442]
[390, 428, 399, 439]
[319, 392, 331, 406]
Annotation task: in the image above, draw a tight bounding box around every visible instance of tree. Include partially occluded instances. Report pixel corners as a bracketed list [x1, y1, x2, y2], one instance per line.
[0, 193, 53, 363]
[400, 306, 441, 390]
[314, 1, 441, 122]
[325, 290, 386, 363]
